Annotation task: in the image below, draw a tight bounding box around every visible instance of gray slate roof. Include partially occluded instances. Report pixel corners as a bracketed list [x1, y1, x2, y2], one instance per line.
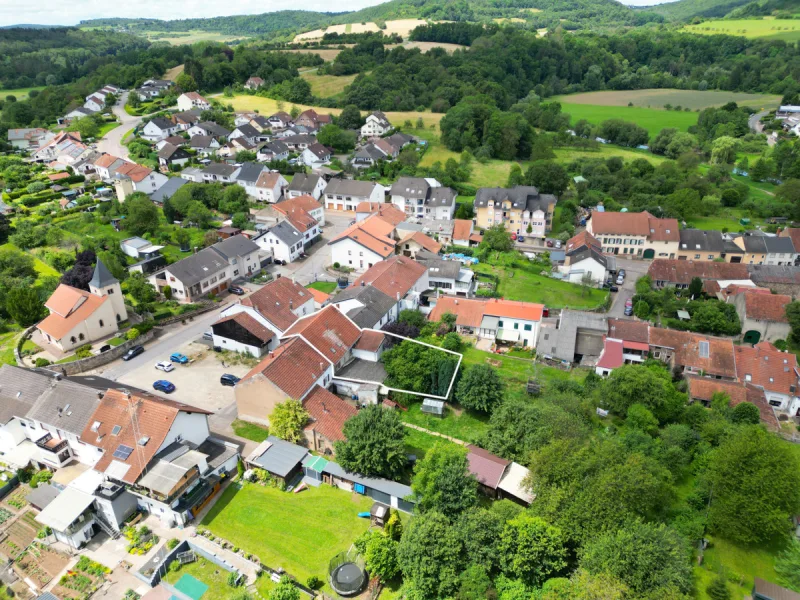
[679, 229, 727, 253]
[0, 365, 55, 425]
[251, 435, 308, 477]
[415, 253, 462, 279]
[474, 186, 556, 212]
[26, 484, 60, 511]
[190, 135, 215, 149]
[203, 163, 238, 177]
[196, 121, 231, 137]
[212, 234, 260, 260]
[148, 117, 174, 131]
[354, 144, 387, 161]
[26, 379, 102, 436]
[149, 177, 186, 203]
[390, 176, 430, 198]
[331, 285, 396, 327]
[535, 310, 608, 362]
[89, 259, 117, 288]
[287, 173, 321, 194]
[428, 187, 456, 207]
[568, 246, 608, 269]
[261, 141, 289, 155]
[236, 162, 266, 184]
[738, 233, 796, 254]
[325, 178, 379, 198]
[165, 247, 228, 286]
[234, 124, 259, 139]
[264, 220, 302, 247]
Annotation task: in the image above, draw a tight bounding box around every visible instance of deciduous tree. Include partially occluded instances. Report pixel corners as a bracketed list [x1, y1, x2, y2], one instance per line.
[269, 400, 309, 444]
[499, 514, 567, 587]
[456, 364, 504, 413]
[412, 442, 478, 518]
[335, 405, 407, 479]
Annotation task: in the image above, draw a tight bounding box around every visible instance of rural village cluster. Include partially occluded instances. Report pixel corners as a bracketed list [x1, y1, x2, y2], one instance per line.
[1, 54, 800, 600]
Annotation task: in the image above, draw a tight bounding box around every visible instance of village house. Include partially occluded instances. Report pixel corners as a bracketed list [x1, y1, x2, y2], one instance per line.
[274, 193, 325, 226]
[157, 143, 191, 169]
[329, 285, 399, 329]
[302, 385, 358, 455]
[257, 140, 290, 163]
[324, 179, 384, 212]
[230, 123, 262, 146]
[6, 128, 54, 151]
[396, 230, 443, 258]
[466, 445, 534, 505]
[686, 378, 780, 431]
[649, 327, 737, 380]
[416, 251, 476, 297]
[361, 111, 393, 137]
[188, 121, 231, 140]
[245, 76, 265, 90]
[734, 342, 800, 415]
[646, 259, 754, 294]
[390, 177, 457, 220]
[141, 117, 179, 142]
[594, 318, 651, 377]
[93, 154, 127, 180]
[329, 214, 397, 271]
[113, 163, 168, 200]
[282, 133, 317, 152]
[36, 261, 127, 352]
[748, 264, 800, 296]
[150, 235, 260, 302]
[177, 92, 211, 112]
[474, 186, 557, 242]
[301, 142, 332, 167]
[352, 142, 392, 168]
[155, 136, 186, 151]
[287, 173, 326, 200]
[189, 135, 221, 156]
[202, 162, 240, 183]
[253, 171, 288, 203]
[295, 109, 333, 131]
[233, 162, 268, 197]
[430, 297, 544, 348]
[254, 221, 306, 263]
[731, 289, 792, 344]
[267, 112, 293, 129]
[731, 232, 798, 265]
[83, 94, 106, 113]
[213, 276, 314, 356]
[560, 244, 611, 286]
[677, 229, 745, 262]
[171, 109, 203, 130]
[586, 210, 680, 259]
[33, 131, 85, 163]
[453, 219, 482, 247]
[355, 202, 406, 225]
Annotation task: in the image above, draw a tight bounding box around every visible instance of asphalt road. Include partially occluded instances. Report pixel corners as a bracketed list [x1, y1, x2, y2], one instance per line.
[95, 92, 143, 160]
[608, 258, 651, 317]
[749, 110, 768, 134]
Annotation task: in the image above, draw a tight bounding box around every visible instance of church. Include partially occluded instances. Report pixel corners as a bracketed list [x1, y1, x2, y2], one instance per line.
[36, 260, 128, 352]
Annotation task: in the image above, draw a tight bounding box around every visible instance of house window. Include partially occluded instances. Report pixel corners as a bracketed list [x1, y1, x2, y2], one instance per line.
[79, 333, 85, 341]
[99, 319, 104, 327]
[514, 323, 519, 330]
[524, 324, 532, 331]
[498, 320, 504, 328]
[107, 288, 114, 295]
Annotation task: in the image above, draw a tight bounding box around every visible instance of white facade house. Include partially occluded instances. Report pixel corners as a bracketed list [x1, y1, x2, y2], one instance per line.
[390, 177, 456, 220]
[323, 179, 384, 212]
[301, 143, 331, 167]
[141, 118, 179, 142]
[330, 237, 391, 272]
[234, 163, 268, 198]
[84, 95, 105, 113]
[254, 221, 305, 263]
[559, 247, 609, 286]
[361, 111, 392, 137]
[177, 92, 211, 112]
[254, 171, 288, 203]
[287, 173, 326, 200]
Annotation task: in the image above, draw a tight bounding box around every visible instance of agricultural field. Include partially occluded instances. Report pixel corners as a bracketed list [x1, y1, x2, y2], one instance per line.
[123, 30, 247, 45]
[683, 18, 800, 42]
[284, 48, 343, 62]
[556, 101, 700, 137]
[164, 64, 185, 81]
[294, 18, 431, 42]
[556, 89, 781, 111]
[397, 41, 466, 53]
[299, 71, 358, 98]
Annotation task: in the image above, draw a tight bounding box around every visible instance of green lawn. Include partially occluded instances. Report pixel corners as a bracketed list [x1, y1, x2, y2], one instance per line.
[683, 18, 800, 42]
[306, 281, 337, 294]
[96, 120, 120, 139]
[164, 556, 233, 600]
[202, 483, 372, 589]
[0, 330, 20, 366]
[0, 87, 44, 102]
[557, 102, 699, 138]
[231, 419, 270, 443]
[472, 262, 608, 309]
[399, 401, 489, 444]
[555, 89, 781, 111]
[1, 244, 59, 277]
[403, 426, 451, 461]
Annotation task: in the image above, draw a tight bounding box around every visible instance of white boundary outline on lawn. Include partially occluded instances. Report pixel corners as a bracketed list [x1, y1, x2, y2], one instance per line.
[332, 328, 463, 401]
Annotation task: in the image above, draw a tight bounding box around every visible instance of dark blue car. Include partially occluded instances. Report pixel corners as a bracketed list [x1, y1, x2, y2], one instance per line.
[153, 380, 176, 394]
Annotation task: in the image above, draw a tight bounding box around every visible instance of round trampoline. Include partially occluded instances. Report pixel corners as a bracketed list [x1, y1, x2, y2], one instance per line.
[329, 551, 367, 596]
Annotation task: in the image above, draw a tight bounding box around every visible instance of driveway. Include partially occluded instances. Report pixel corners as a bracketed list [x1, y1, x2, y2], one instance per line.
[749, 110, 768, 134]
[608, 258, 651, 317]
[95, 92, 144, 160]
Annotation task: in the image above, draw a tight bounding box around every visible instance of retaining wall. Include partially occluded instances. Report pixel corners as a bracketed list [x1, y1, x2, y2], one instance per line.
[54, 329, 157, 376]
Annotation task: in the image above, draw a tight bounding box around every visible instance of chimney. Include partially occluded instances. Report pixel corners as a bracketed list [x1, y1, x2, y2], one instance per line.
[270, 351, 274, 358]
[292, 275, 295, 284]
[96, 391, 104, 399]
[396, 292, 400, 301]
[276, 273, 281, 279]
[321, 402, 329, 414]
[289, 300, 293, 309]
[455, 299, 459, 305]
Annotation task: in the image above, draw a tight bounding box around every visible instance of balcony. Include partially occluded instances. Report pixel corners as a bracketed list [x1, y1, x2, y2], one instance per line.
[36, 433, 72, 467]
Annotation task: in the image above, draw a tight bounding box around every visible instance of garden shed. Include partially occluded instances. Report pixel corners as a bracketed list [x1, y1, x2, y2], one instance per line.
[421, 398, 444, 417]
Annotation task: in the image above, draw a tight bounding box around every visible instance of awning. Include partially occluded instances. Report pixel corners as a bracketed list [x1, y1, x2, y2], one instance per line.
[480, 315, 499, 330]
[622, 341, 649, 352]
[35, 486, 94, 531]
[497, 329, 520, 342]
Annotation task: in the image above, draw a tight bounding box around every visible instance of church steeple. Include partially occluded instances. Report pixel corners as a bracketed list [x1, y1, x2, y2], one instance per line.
[89, 259, 117, 290]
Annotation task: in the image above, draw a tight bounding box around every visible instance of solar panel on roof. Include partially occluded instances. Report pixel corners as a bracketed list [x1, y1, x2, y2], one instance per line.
[113, 444, 134, 460]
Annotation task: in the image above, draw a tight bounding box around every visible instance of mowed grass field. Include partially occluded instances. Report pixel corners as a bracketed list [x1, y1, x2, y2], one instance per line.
[556, 89, 781, 111]
[300, 71, 358, 98]
[683, 18, 800, 42]
[0, 87, 44, 102]
[557, 102, 699, 137]
[136, 30, 247, 45]
[202, 483, 372, 589]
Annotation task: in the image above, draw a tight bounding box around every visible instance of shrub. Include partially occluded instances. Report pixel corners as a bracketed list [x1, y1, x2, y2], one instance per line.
[166, 538, 180, 550]
[30, 470, 53, 489]
[75, 344, 93, 359]
[333, 262, 340, 269]
[228, 571, 242, 587]
[34, 358, 51, 368]
[306, 575, 321, 589]
[126, 328, 141, 341]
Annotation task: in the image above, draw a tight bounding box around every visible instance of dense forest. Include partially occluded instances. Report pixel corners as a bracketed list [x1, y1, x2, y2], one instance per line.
[0, 28, 149, 89]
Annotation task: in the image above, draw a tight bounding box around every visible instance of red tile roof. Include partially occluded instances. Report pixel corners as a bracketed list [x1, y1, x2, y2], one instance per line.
[453, 219, 472, 242]
[647, 259, 750, 285]
[95, 154, 122, 168]
[275, 195, 322, 217]
[38, 284, 109, 340]
[115, 162, 153, 183]
[47, 172, 70, 181]
[306, 287, 330, 305]
[283, 305, 361, 365]
[330, 215, 396, 258]
[283, 206, 318, 233]
[354, 202, 407, 226]
[647, 216, 680, 242]
[354, 330, 385, 352]
[466, 444, 510, 489]
[243, 337, 330, 399]
[596, 338, 624, 370]
[80, 389, 211, 484]
[397, 231, 442, 254]
[242, 277, 310, 331]
[687, 377, 779, 432]
[303, 385, 357, 443]
[566, 230, 600, 253]
[483, 298, 544, 321]
[428, 297, 543, 328]
[351, 256, 428, 300]
[590, 211, 652, 236]
[607, 318, 649, 343]
[213, 312, 275, 343]
[743, 291, 791, 323]
[734, 342, 799, 396]
[649, 328, 737, 378]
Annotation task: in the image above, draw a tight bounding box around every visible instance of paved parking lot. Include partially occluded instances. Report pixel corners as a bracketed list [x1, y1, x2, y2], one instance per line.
[608, 258, 652, 317]
[114, 340, 251, 414]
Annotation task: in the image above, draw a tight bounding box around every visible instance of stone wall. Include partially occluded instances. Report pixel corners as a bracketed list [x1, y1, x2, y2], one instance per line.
[55, 329, 157, 376]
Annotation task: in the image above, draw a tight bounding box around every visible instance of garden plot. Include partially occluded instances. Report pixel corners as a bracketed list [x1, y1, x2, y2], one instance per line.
[14, 542, 70, 589]
[0, 511, 39, 561]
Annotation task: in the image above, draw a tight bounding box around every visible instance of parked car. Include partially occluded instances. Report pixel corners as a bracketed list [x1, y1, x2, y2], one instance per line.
[618, 269, 626, 277]
[220, 374, 240, 387]
[122, 345, 144, 361]
[153, 380, 176, 394]
[546, 240, 554, 248]
[517, 236, 525, 243]
[170, 352, 189, 364]
[554, 240, 562, 248]
[616, 275, 624, 285]
[155, 361, 174, 372]
[228, 286, 245, 296]
[624, 307, 633, 316]
[202, 331, 213, 340]
[274, 259, 286, 266]
[625, 298, 634, 308]
[609, 285, 619, 292]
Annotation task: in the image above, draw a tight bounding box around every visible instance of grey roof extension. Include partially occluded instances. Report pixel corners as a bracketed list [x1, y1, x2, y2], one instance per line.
[331, 285, 396, 327]
[679, 229, 727, 253]
[165, 247, 228, 286]
[287, 173, 322, 194]
[236, 162, 266, 184]
[149, 177, 186, 203]
[0, 365, 55, 425]
[212, 234, 260, 260]
[325, 178, 379, 198]
[264, 220, 302, 247]
[203, 163, 239, 177]
[26, 379, 102, 437]
[251, 435, 308, 477]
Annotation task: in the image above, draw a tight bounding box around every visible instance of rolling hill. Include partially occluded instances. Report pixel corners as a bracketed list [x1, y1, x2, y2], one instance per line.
[638, 0, 762, 21]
